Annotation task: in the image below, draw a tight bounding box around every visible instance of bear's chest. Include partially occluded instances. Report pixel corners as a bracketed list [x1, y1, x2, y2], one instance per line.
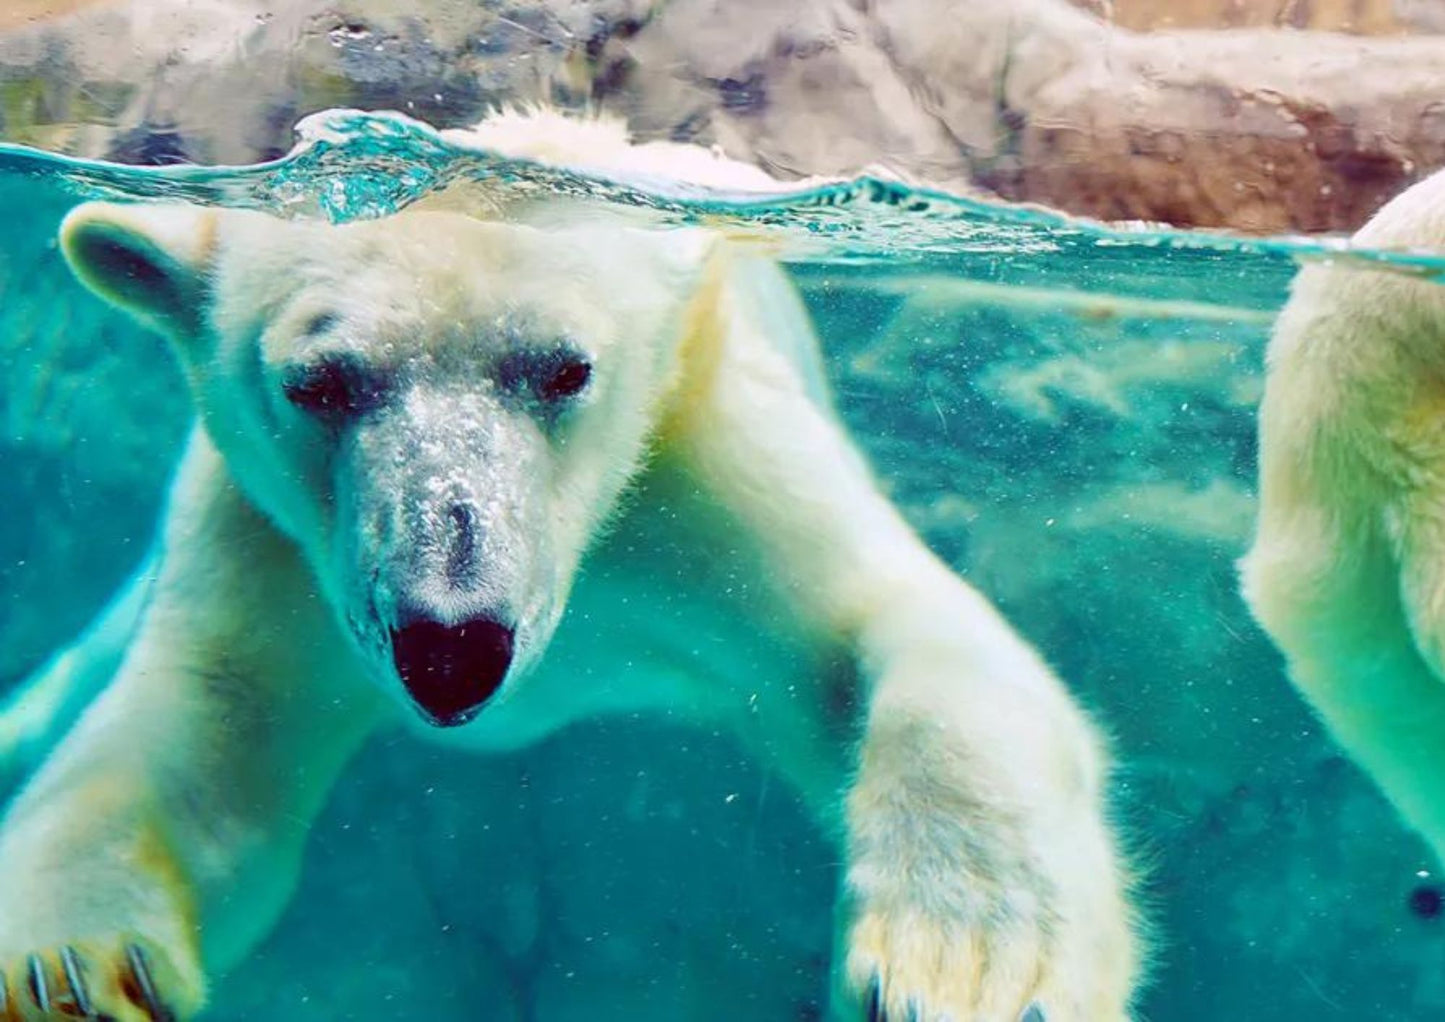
[413, 461, 858, 810]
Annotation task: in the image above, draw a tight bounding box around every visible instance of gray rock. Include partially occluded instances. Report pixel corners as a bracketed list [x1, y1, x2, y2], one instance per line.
[7, 0, 1445, 229]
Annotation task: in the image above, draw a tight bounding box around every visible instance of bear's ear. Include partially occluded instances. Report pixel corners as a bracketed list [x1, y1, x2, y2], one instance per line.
[59, 201, 220, 339]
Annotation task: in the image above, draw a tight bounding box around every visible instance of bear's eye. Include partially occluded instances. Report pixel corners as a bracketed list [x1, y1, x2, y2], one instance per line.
[282, 354, 387, 421]
[303, 311, 340, 337]
[498, 348, 594, 407]
[539, 358, 592, 402]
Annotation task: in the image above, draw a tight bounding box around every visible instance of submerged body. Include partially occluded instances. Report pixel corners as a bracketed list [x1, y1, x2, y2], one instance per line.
[0, 111, 1137, 1021]
[1243, 167, 1445, 864]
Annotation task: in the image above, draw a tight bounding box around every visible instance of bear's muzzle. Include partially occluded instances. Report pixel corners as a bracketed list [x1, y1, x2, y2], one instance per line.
[389, 614, 516, 726]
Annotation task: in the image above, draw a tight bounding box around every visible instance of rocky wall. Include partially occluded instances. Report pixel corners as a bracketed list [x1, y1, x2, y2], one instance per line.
[3, 0, 1445, 231]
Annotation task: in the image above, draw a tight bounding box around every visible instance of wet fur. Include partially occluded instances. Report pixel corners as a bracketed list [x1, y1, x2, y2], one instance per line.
[0, 109, 1139, 1021]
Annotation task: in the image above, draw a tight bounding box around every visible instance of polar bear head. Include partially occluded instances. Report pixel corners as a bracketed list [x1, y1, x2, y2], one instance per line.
[60, 203, 714, 726]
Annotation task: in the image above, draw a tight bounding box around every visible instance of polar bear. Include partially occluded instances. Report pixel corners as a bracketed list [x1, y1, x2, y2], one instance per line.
[1242, 168, 1445, 866]
[0, 111, 1137, 1021]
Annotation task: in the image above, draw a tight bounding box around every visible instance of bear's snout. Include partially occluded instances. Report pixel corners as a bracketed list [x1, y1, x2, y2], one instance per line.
[389, 614, 516, 726]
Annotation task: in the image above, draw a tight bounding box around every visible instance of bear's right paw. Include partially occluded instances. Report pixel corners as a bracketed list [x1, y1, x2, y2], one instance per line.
[0, 938, 198, 1021]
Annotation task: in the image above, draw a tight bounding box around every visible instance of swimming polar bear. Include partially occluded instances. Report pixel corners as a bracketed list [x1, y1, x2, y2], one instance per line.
[0, 111, 1137, 1021]
[1243, 168, 1445, 867]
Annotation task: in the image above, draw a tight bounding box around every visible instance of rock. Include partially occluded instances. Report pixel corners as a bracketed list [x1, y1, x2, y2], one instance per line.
[5, 0, 1445, 230]
[1071, 0, 1410, 32]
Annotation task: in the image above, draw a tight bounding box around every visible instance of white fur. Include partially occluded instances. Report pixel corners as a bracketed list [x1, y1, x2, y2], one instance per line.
[1242, 166, 1445, 864]
[0, 110, 1137, 1021]
[441, 106, 813, 195]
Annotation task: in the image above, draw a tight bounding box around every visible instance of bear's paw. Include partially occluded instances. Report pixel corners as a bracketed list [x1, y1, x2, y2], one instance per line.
[839, 805, 1133, 1022]
[0, 937, 199, 1022]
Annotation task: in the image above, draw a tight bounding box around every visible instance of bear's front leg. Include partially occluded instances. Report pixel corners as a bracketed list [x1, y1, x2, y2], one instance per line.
[0, 767, 207, 1021]
[836, 585, 1137, 1022]
[0, 436, 383, 1020]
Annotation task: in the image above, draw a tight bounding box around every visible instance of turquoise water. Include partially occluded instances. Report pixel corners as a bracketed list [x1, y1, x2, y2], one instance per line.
[3, 110, 1445, 1019]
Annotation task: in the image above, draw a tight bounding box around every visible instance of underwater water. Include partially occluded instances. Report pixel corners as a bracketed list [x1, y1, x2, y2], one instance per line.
[2, 109, 1445, 1020]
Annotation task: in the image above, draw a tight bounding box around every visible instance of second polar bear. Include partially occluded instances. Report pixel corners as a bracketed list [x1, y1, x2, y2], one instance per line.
[1243, 167, 1445, 867]
[0, 111, 1138, 1021]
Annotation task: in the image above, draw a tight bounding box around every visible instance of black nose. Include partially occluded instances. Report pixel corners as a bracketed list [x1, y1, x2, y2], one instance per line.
[390, 615, 515, 726]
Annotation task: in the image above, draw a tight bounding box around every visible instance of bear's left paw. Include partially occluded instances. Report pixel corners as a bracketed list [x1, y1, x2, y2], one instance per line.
[838, 814, 1133, 1022]
[844, 902, 1057, 1022]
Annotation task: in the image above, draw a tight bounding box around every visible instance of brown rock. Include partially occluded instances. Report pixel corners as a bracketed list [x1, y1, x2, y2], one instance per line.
[1070, 0, 1409, 33]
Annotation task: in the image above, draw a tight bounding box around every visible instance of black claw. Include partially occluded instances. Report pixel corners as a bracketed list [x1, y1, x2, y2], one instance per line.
[867, 979, 883, 1022]
[1020, 1004, 1047, 1022]
[124, 944, 174, 1022]
[26, 953, 50, 1011]
[61, 946, 94, 1017]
